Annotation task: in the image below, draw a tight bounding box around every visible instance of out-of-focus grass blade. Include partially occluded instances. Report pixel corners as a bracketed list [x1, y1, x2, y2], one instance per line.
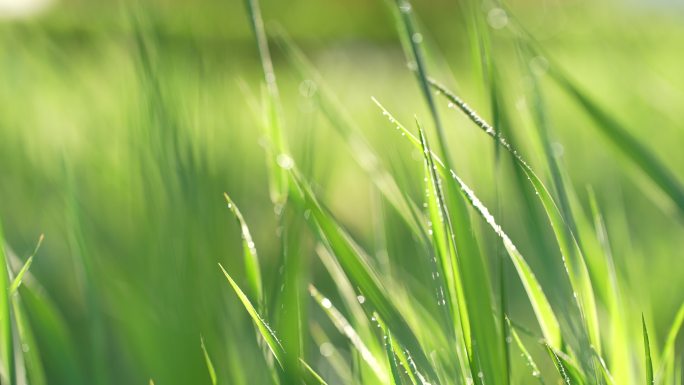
[224, 193, 263, 311]
[657, 303, 684, 381]
[374, 100, 562, 351]
[200, 336, 217, 385]
[273, 29, 425, 240]
[18, 283, 84, 384]
[505, 20, 684, 217]
[289, 171, 439, 384]
[243, 0, 289, 206]
[9, 234, 43, 294]
[643, 316, 654, 385]
[308, 285, 387, 383]
[0, 219, 15, 384]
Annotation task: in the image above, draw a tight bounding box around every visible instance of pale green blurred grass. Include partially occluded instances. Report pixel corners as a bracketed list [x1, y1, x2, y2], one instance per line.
[0, 0, 683, 383]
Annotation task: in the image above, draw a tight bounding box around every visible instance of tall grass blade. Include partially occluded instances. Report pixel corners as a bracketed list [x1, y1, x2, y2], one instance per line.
[643, 316, 654, 385]
[374, 100, 562, 350]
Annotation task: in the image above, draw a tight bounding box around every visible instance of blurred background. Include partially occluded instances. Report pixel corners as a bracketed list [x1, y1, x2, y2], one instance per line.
[0, 0, 683, 383]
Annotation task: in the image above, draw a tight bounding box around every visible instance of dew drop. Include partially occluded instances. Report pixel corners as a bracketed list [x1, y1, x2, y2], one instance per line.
[276, 153, 294, 170]
[487, 7, 508, 29]
[321, 298, 332, 309]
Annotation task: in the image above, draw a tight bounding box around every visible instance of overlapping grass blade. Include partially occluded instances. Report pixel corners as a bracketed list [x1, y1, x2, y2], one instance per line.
[374, 100, 562, 351]
[308, 285, 387, 383]
[219, 264, 326, 384]
[429, 79, 600, 374]
[547, 343, 586, 385]
[288, 170, 439, 384]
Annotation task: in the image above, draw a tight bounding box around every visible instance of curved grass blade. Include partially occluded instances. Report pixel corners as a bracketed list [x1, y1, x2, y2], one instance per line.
[643, 315, 654, 385]
[374, 100, 562, 351]
[200, 336, 217, 385]
[224, 193, 263, 310]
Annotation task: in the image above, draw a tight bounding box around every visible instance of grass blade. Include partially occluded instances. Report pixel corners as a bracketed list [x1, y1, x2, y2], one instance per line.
[289, 170, 440, 384]
[224, 193, 263, 310]
[374, 100, 562, 351]
[308, 285, 387, 383]
[643, 315, 654, 385]
[200, 336, 217, 385]
[0, 219, 15, 385]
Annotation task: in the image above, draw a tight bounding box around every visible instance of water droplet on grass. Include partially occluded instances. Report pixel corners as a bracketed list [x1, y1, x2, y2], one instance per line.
[487, 8, 508, 29]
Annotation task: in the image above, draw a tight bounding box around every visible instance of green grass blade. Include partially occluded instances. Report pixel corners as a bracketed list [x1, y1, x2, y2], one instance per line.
[506, 22, 684, 217]
[9, 234, 43, 295]
[383, 328, 405, 385]
[657, 303, 684, 380]
[507, 317, 545, 384]
[643, 315, 654, 385]
[546, 343, 586, 385]
[428, 80, 600, 370]
[375, 100, 562, 350]
[309, 285, 387, 383]
[219, 263, 286, 365]
[289, 171, 440, 384]
[0, 219, 15, 385]
[273, 29, 425, 240]
[243, 0, 289, 206]
[200, 336, 217, 385]
[224, 193, 263, 310]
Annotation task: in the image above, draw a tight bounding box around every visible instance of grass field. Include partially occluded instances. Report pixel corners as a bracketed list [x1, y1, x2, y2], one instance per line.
[0, 0, 683, 384]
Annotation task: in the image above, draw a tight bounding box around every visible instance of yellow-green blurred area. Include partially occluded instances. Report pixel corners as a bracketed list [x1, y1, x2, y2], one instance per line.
[0, 0, 683, 384]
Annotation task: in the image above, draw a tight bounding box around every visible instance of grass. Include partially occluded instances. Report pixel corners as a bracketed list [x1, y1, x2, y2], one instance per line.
[0, 0, 683, 384]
